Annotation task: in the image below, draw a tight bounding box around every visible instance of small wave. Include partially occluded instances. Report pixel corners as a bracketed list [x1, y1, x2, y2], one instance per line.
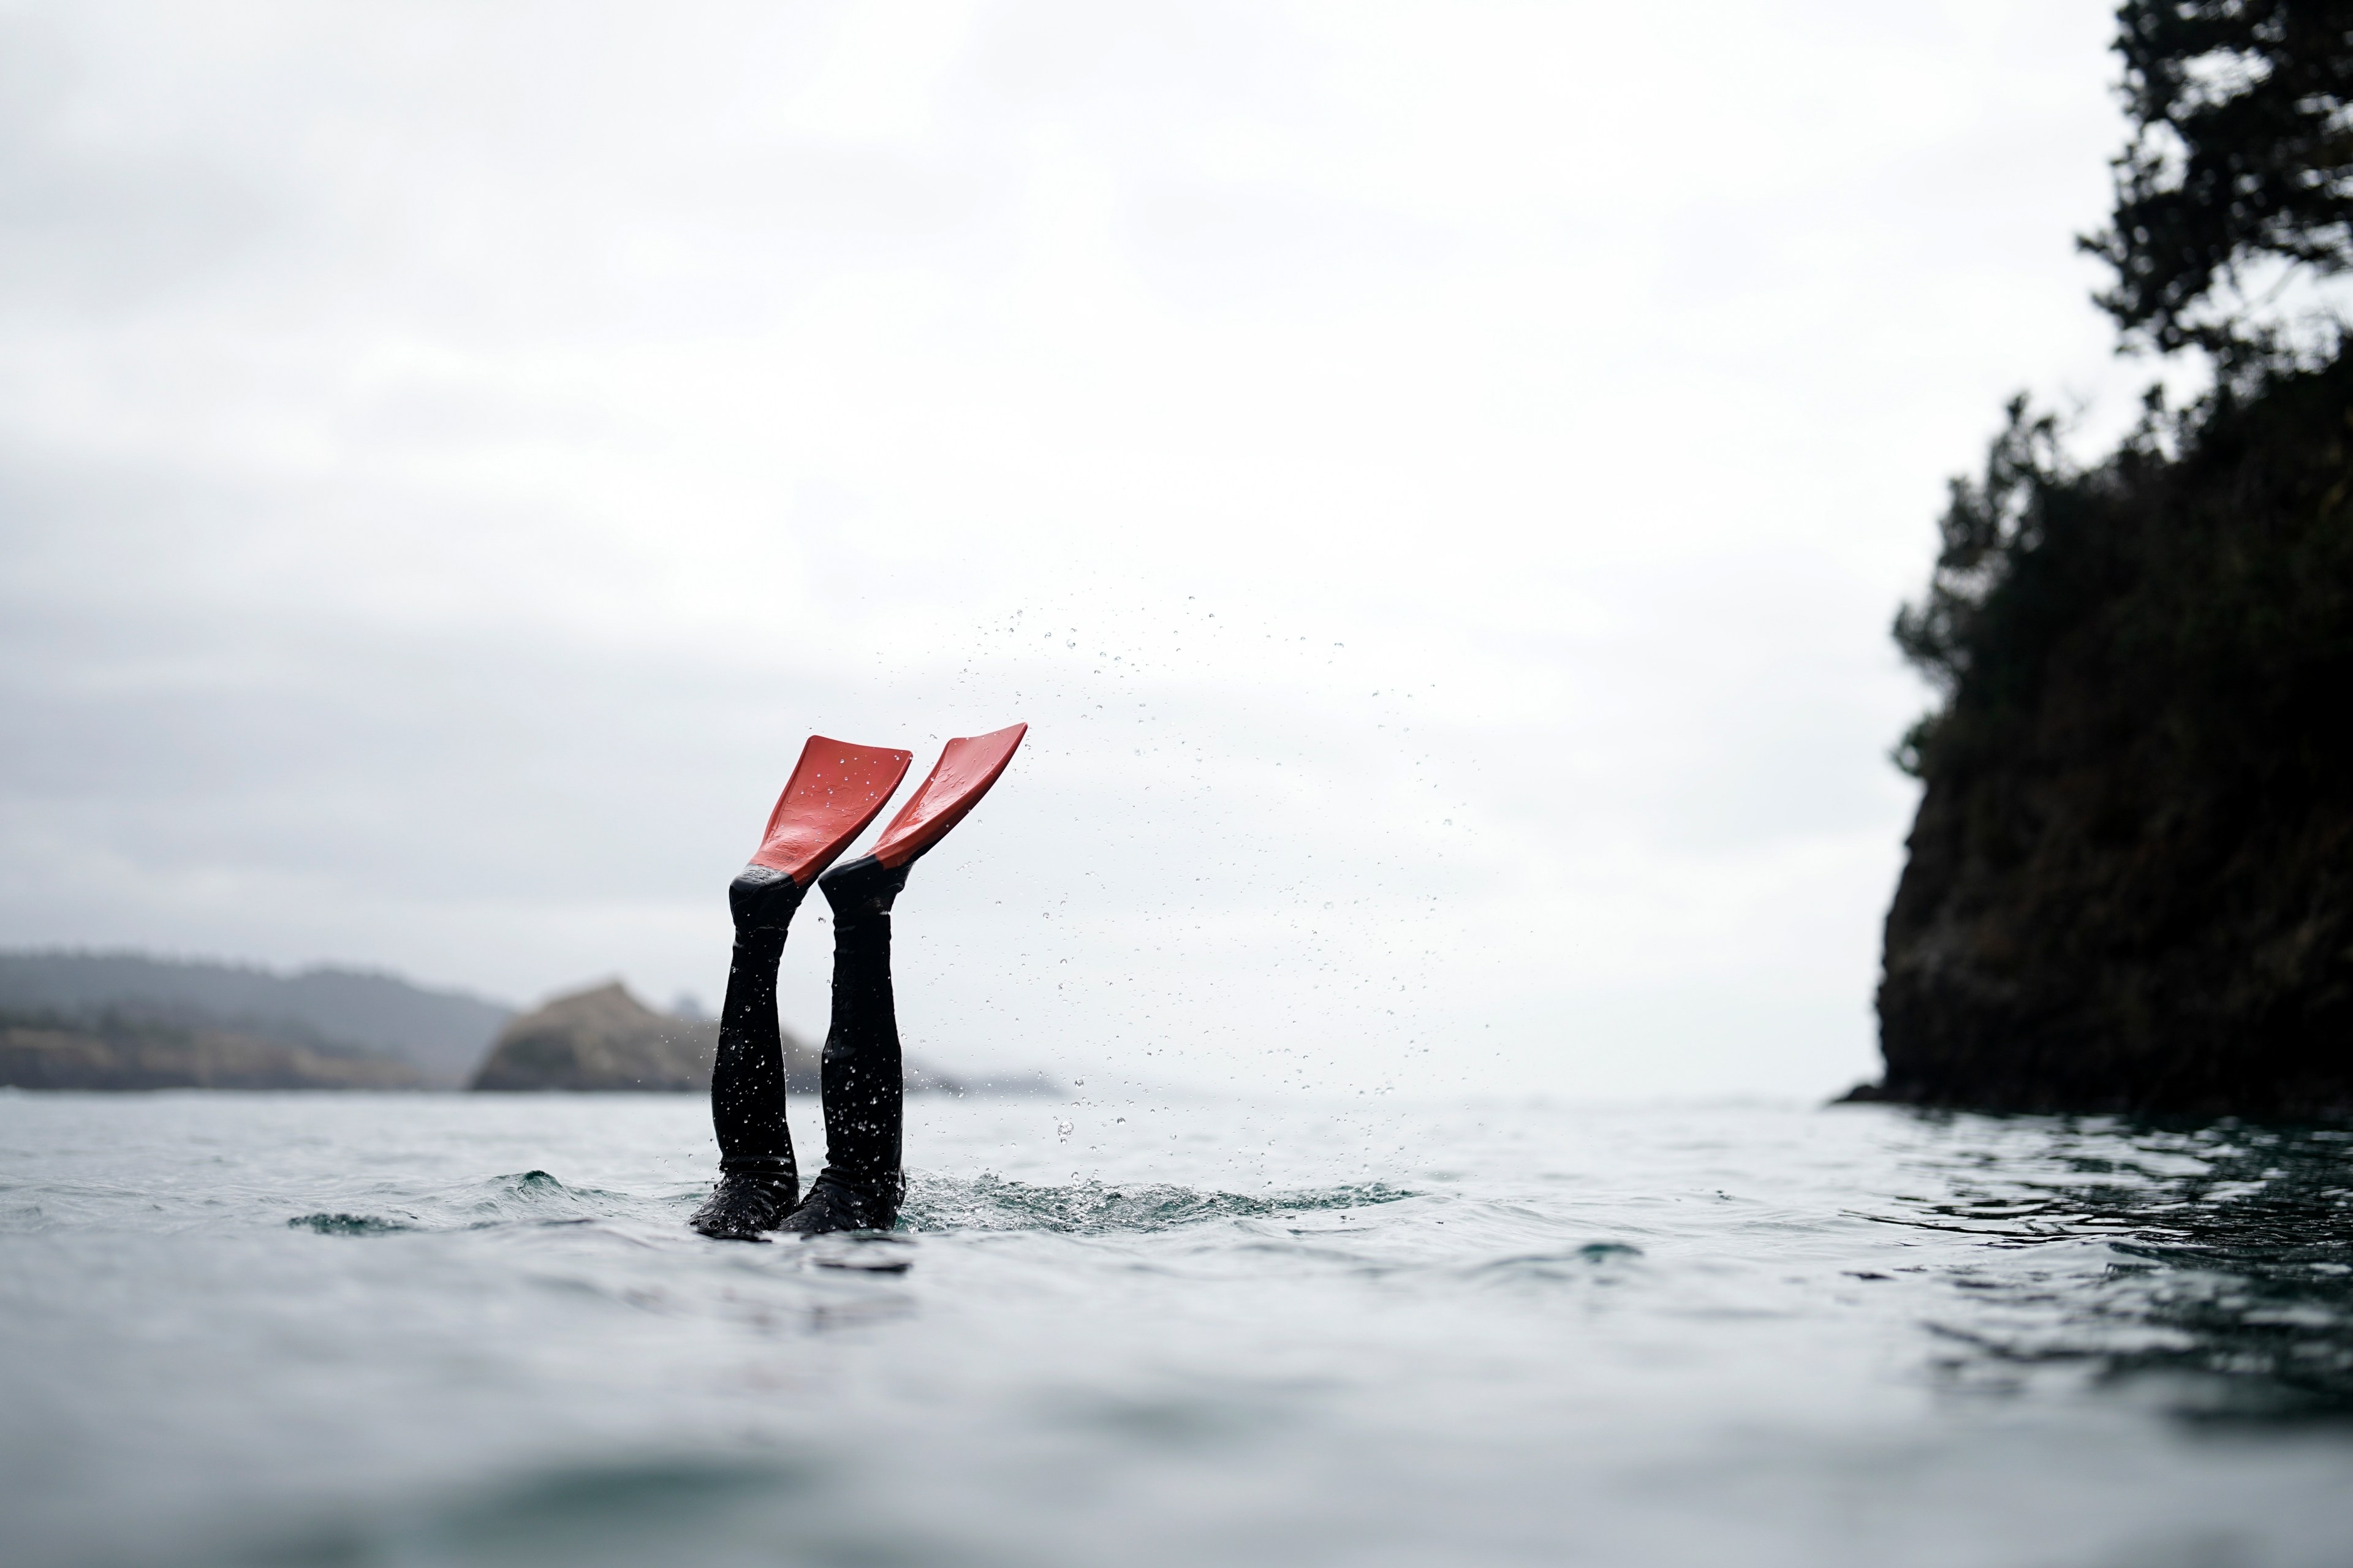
[903, 1173, 1414, 1235]
[289, 1172, 635, 1238]
[219, 1455, 817, 1568]
[460, 1169, 627, 1229]
[287, 1213, 416, 1236]
[1466, 1241, 1645, 1282]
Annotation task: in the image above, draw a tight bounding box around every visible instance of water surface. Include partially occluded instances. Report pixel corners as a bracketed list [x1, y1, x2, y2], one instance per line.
[4, 1091, 2351, 1567]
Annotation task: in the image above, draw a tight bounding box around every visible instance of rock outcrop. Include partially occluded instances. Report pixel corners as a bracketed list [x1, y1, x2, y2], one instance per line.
[468, 983, 747, 1091]
[467, 981, 969, 1093]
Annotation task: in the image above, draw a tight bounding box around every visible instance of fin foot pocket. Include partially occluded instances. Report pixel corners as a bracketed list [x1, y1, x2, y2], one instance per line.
[816, 855, 911, 922]
[729, 866, 807, 934]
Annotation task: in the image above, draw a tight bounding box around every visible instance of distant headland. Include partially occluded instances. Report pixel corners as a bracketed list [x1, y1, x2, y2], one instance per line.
[0, 950, 1052, 1096]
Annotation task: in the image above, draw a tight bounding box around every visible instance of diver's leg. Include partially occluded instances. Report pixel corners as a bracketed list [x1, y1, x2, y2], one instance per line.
[781, 857, 908, 1233]
[689, 868, 806, 1238]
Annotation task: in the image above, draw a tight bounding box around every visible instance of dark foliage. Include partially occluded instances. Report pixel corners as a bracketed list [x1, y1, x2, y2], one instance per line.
[2083, 1, 2353, 356]
[1889, 396, 2074, 775]
[1895, 360, 2353, 801]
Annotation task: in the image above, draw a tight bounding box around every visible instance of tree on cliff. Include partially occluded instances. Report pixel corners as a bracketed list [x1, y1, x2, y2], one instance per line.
[1871, 4, 2353, 1115]
[1900, 2, 2353, 746]
[2083, 0, 2353, 358]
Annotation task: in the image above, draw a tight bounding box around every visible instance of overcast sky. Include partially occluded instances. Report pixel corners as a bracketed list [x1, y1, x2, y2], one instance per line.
[1, 1, 2162, 1100]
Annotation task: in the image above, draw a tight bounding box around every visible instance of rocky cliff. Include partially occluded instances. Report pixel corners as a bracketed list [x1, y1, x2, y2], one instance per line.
[1864, 361, 2353, 1116]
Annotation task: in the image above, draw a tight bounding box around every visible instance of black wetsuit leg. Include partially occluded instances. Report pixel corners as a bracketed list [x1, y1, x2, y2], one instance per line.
[711, 928, 797, 1177]
[690, 868, 806, 1238]
[782, 855, 909, 1233]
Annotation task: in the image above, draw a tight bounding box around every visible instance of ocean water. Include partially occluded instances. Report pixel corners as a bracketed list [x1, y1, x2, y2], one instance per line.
[3, 1091, 2351, 1568]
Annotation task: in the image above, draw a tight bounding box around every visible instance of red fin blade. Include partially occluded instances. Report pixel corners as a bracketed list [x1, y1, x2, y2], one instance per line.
[868, 723, 1028, 869]
[748, 736, 915, 884]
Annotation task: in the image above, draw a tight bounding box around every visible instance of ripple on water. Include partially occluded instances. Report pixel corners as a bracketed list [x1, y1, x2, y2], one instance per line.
[1463, 1240, 1646, 1287]
[901, 1173, 1415, 1235]
[1868, 1118, 2353, 1417]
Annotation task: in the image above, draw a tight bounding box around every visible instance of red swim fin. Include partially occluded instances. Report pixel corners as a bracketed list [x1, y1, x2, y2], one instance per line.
[748, 736, 915, 885]
[865, 723, 1027, 869]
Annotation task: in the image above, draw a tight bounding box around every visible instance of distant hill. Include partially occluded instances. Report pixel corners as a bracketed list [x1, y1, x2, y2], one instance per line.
[0, 1013, 426, 1091]
[0, 950, 512, 1089]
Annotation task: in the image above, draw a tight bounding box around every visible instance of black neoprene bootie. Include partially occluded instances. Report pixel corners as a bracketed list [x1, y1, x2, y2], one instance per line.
[689, 1164, 800, 1241]
[815, 854, 909, 922]
[729, 865, 807, 933]
[776, 1172, 900, 1236]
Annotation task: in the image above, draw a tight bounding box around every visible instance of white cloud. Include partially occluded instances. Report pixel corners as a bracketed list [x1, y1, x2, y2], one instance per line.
[0, 0, 2146, 1100]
